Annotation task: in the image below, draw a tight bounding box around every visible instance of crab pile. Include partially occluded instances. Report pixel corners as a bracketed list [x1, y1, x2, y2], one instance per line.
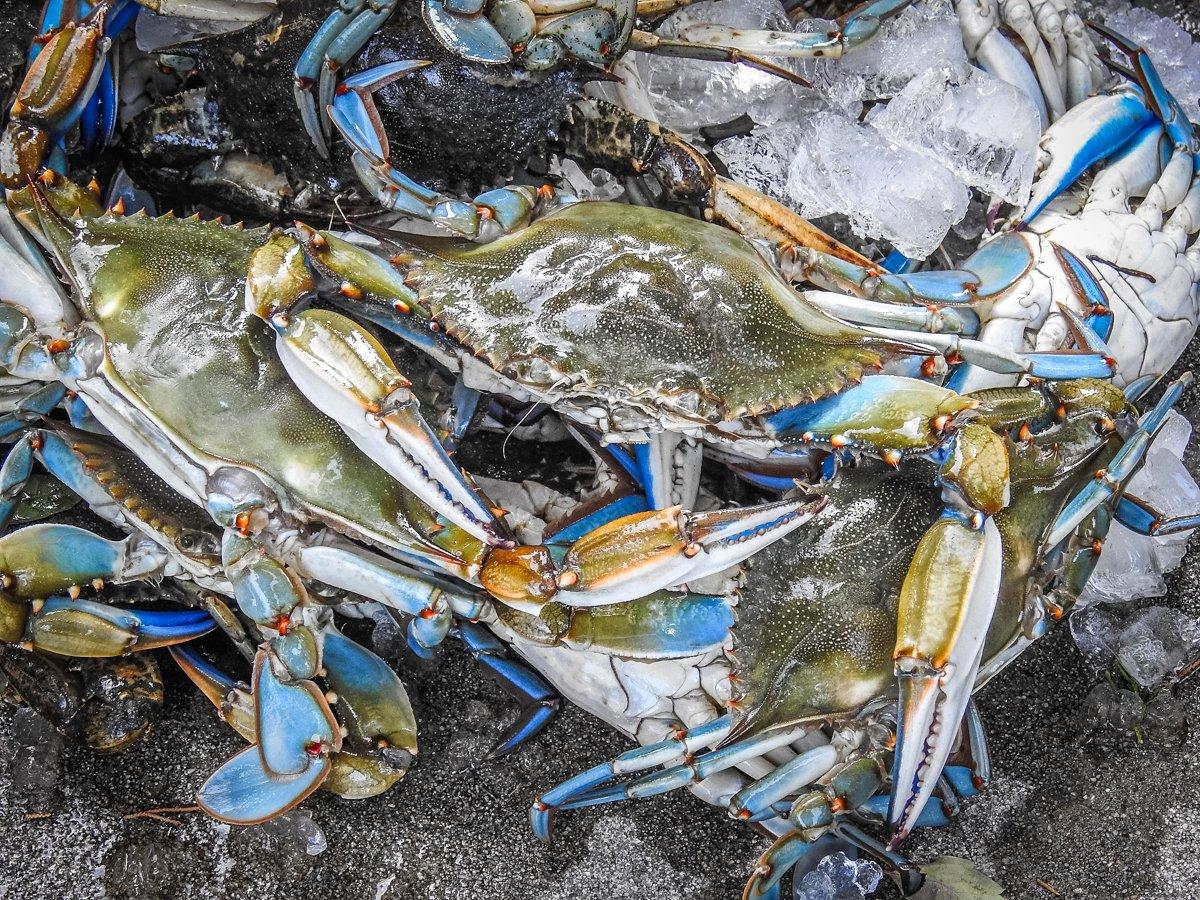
[0, 0, 1197, 895]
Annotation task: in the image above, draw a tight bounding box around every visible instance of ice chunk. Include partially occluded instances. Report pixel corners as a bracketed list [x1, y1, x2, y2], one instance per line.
[870, 68, 1040, 204]
[1078, 683, 1144, 731]
[797, 1, 970, 108]
[793, 851, 882, 899]
[1101, 6, 1200, 119]
[553, 159, 625, 202]
[10, 707, 62, 806]
[1080, 412, 1200, 606]
[716, 122, 806, 205]
[642, 0, 811, 130]
[1070, 605, 1121, 668]
[1116, 606, 1189, 689]
[781, 110, 970, 258]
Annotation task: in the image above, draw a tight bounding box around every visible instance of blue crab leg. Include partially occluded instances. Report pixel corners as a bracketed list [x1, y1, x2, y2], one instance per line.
[422, 0, 513, 66]
[553, 496, 825, 607]
[668, 0, 913, 60]
[443, 379, 484, 453]
[25, 595, 215, 655]
[294, 0, 368, 155]
[1114, 495, 1200, 537]
[887, 514, 1003, 846]
[252, 647, 342, 778]
[531, 715, 734, 839]
[866, 327, 1113, 380]
[317, 0, 401, 132]
[1017, 90, 1156, 227]
[1088, 22, 1198, 154]
[264, 304, 502, 544]
[327, 62, 571, 238]
[458, 621, 559, 758]
[293, 543, 479, 652]
[555, 727, 805, 811]
[725, 744, 841, 821]
[1047, 372, 1193, 547]
[802, 291, 980, 336]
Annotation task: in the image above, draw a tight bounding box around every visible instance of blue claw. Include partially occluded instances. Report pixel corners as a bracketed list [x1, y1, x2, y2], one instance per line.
[1018, 92, 1156, 227]
[322, 630, 418, 758]
[1088, 21, 1198, 152]
[198, 744, 331, 825]
[29, 597, 215, 655]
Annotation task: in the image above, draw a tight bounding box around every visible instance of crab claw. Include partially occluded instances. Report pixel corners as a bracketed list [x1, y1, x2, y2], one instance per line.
[887, 515, 1002, 847]
[0, 9, 110, 186]
[26, 597, 215, 657]
[553, 496, 826, 607]
[267, 305, 501, 544]
[199, 649, 342, 825]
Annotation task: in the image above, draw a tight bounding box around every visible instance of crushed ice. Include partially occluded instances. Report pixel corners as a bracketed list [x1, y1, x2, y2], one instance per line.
[643, 0, 1041, 256]
[794, 851, 883, 899]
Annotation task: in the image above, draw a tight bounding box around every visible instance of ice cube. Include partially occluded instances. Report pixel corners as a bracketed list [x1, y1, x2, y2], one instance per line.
[794, 870, 836, 900]
[716, 122, 807, 205]
[1101, 6, 1200, 119]
[642, 0, 811, 130]
[783, 110, 970, 258]
[797, 0, 970, 108]
[1078, 683, 1144, 731]
[1070, 605, 1121, 668]
[819, 852, 883, 897]
[553, 159, 626, 202]
[1079, 411, 1200, 607]
[10, 707, 62, 805]
[870, 67, 1040, 203]
[1116, 606, 1189, 689]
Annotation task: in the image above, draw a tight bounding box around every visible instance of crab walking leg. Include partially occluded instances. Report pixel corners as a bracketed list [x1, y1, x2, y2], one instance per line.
[556, 726, 807, 810]
[327, 62, 573, 239]
[532, 715, 734, 838]
[666, 0, 913, 60]
[1048, 372, 1194, 547]
[887, 514, 1003, 845]
[293, 542, 480, 653]
[458, 621, 560, 757]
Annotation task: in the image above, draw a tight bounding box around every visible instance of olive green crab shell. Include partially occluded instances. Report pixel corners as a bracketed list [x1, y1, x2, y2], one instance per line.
[726, 466, 942, 739]
[404, 202, 910, 424]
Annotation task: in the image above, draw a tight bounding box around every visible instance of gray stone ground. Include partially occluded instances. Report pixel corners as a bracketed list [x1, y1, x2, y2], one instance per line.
[2, 2, 1200, 899]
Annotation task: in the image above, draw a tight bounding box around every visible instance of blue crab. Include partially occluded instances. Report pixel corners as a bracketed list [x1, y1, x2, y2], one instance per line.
[0, 171, 821, 821]
[513, 372, 1197, 896]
